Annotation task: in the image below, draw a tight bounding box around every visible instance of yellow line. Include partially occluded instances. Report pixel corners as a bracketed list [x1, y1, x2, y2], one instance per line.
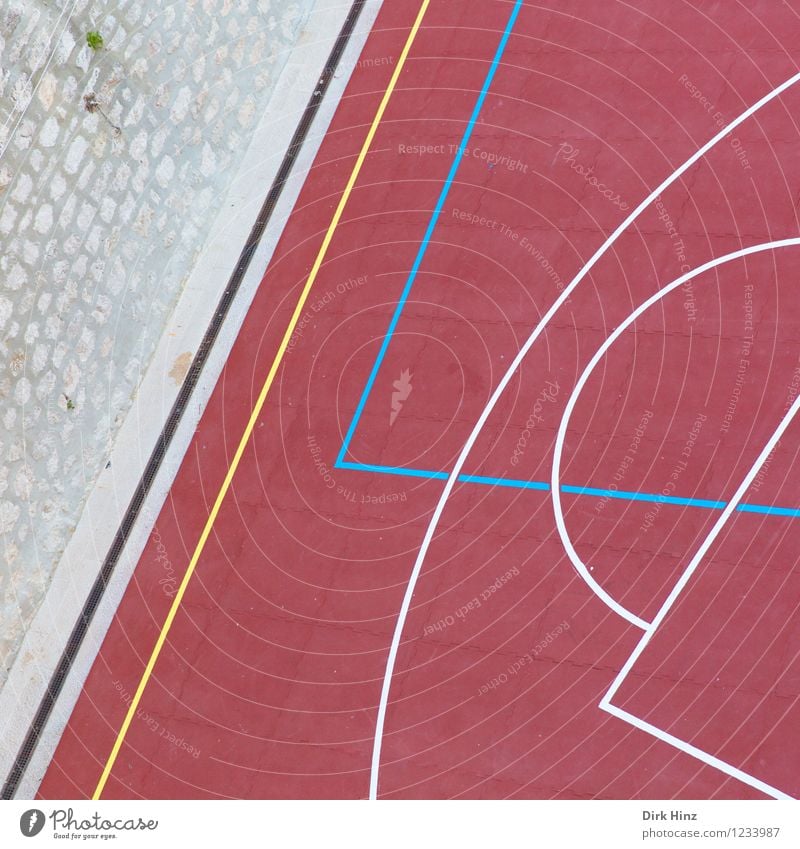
[93, 0, 430, 799]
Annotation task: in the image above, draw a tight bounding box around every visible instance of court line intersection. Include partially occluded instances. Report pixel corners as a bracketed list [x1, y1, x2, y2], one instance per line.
[338, 460, 800, 518]
[81, 0, 800, 802]
[353, 9, 800, 791]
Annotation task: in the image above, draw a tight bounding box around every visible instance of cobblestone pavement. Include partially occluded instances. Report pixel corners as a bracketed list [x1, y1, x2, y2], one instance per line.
[0, 0, 315, 685]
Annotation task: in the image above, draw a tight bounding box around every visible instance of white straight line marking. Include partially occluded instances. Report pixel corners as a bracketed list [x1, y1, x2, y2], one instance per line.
[369, 69, 800, 799]
[601, 358, 800, 709]
[601, 702, 793, 800]
[552, 240, 800, 630]
[596, 306, 800, 800]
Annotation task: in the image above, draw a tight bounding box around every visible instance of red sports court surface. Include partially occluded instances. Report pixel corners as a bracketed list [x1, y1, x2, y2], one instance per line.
[41, 0, 800, 799]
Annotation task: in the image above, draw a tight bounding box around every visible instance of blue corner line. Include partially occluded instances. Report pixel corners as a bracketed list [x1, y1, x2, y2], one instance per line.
[330, 0, 800, 524]
[334, 458, 800, 518]
[336, 0, 526, 467]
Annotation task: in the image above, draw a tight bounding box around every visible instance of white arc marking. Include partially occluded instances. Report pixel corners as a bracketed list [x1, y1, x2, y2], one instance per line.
[552, 240, 800, 629]
[369, 70, 800, 800]
[591, 249, 800, 800]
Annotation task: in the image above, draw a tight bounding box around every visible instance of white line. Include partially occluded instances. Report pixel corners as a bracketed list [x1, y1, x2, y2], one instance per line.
[593, 252, 800, 799]
[601, 702, 793, 800]
[552, 240, 800, 633]
[556, 239, 800, 797]
[368, 70, 800, 799]
[601, 316, 800, 709]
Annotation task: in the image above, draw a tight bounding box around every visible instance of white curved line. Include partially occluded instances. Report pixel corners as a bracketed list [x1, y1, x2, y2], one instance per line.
[593, 244, 800, 800]
[368, 70, 800, 799]
[551, 239, 800, 631]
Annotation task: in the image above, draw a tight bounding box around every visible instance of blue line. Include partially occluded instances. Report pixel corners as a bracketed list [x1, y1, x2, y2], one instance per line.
[458, 473, 550, 491]
[561, 485, 727, 510]
[336, 460, 800, 518]
[336, 0, 525, 467]
[336, 460, 448, 480]
[736, 503, 800, 517]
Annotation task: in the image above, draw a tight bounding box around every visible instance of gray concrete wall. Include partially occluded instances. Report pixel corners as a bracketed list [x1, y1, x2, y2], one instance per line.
[0, 0, 316, 686]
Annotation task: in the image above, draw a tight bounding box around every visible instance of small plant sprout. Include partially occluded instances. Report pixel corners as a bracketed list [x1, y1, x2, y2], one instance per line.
[83, 93, 121, 137]
[86, 31, 104, 50]
[64, 395, 75, 411]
